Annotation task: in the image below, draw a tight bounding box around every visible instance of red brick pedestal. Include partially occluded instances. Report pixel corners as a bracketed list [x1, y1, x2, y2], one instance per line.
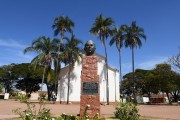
[80, 56, 100, 118]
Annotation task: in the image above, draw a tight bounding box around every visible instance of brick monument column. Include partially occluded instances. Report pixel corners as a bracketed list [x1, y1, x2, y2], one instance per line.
[80, 40, 100, 118]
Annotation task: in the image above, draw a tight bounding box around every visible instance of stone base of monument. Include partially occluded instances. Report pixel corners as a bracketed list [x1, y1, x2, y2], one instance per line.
[80, 56, 100, 118]
[80, 95, 100, 117]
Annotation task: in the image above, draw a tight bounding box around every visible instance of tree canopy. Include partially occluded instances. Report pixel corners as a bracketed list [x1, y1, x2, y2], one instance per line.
[121, 64, 180, 103]
[12, 63, 44, 94]
[0, 64, 15, 93]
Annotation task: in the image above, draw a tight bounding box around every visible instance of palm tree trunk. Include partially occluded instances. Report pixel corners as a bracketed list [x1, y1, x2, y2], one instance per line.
[148, 92, 151, 104]
[104, 43, 109, 105]
[118, 50, 123, 102]
[166, 92, 171, 104]
[41, 67, 46, 92]
[5, 87, 7, 93]
[132, 46, 137, 104]
[118, 50, 122, 82]
[171, 91, 179, 102]
[58, 34, 63, 104]
[67, 64, 71, 104]
[47, 84, 51, 101]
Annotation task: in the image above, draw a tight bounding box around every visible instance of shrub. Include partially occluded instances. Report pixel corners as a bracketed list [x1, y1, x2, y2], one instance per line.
[15, 93, 28, 102]
[13, 94, 62, 120]
[39, 93, 47, 100]
[0, 84, 3, 93]
[13, 98, 100, 120]
[114, 102, 140, 120]
[61, 113, 76, 120]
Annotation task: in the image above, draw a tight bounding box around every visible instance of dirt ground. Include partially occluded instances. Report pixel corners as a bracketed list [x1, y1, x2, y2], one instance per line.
[0, 100, 180, 120]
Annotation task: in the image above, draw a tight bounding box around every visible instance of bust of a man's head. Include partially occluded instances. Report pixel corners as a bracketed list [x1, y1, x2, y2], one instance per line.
[84, 40, 96, 56]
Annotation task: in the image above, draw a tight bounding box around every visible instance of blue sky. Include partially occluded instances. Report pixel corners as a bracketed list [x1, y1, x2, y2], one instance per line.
[0, 0, 179, 76]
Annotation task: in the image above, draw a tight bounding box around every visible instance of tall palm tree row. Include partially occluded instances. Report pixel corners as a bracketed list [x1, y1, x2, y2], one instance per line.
[24, 36, 59, 100]
[23, 15, 147, 104]
[52, 16, 74, 96]
[90, 14, 114, 105]
[62, 34, 83, 104]
[123, 21, 147, 103]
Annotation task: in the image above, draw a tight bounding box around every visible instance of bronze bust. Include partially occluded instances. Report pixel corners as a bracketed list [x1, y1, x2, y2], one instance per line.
[84, 40, 96, 56]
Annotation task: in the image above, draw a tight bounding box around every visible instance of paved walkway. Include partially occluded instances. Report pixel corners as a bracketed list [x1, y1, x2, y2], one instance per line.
[0, 100, 180, 120]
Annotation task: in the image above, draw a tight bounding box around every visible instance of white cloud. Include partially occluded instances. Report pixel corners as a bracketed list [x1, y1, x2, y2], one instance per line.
[16, 51, 34, 60]
[0, 39, 27, 49]
[0, 51, 34, 66]
[137, 56, 168, 70]
[0, 62, 9, 66]
[0, 38, 34, 66]
[119, 57, 168, 75]
[122, 63, 132, 69]
[121, 62, 132, 75]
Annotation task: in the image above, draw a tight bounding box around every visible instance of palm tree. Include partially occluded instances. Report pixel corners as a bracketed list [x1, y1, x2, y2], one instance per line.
[109, 26, 124, 99]
[24, 36, 59, 100]
[90, 14, 114, 105]
[52, 16, 74, 96]
[123, 21, 146, 103]
[63, 33, 83, 104]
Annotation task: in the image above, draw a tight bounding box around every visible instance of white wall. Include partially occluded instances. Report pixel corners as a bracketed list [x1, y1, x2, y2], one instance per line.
[57, 62, 81, 102]
[57, 55, 119, 102]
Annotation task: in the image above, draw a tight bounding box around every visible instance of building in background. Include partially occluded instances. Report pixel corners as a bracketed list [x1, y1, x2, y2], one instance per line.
[57, 53, 119, 103]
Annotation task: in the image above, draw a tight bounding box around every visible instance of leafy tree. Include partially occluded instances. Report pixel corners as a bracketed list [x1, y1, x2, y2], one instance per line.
[122, 69, 149, 96]
[154, 63, 180, 102]
[123, 21, 146, 103]
[0, 84, 3, 93]
[52, 16, 74, 95]
[122, 64, 180, 103]
[63, 34, 83, 104]
[0, 64, 14, 93]
[11, 63, 43, 94]
[154, 64, 172, 102]
[24, 36, 58, 100]
[15, 78, 41, 95]
[140, 65, 180, 102]
[169, 72, 180, 102]
[90, 14, 114, 105]
[121, 77, 133, 96]
[141, 70, 160, 100]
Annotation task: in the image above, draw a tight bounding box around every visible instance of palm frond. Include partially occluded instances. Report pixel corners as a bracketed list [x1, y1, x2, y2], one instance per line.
[52, 16, 74, 37]
[90, 14, 114, 46]
[24, 47, 37, 54]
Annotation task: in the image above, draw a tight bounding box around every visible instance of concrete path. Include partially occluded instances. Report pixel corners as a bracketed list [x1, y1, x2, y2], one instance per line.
[0, 100, 180, 120]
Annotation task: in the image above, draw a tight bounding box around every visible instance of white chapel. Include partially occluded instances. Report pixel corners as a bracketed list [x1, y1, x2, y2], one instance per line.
[56, 53, 119, 103]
